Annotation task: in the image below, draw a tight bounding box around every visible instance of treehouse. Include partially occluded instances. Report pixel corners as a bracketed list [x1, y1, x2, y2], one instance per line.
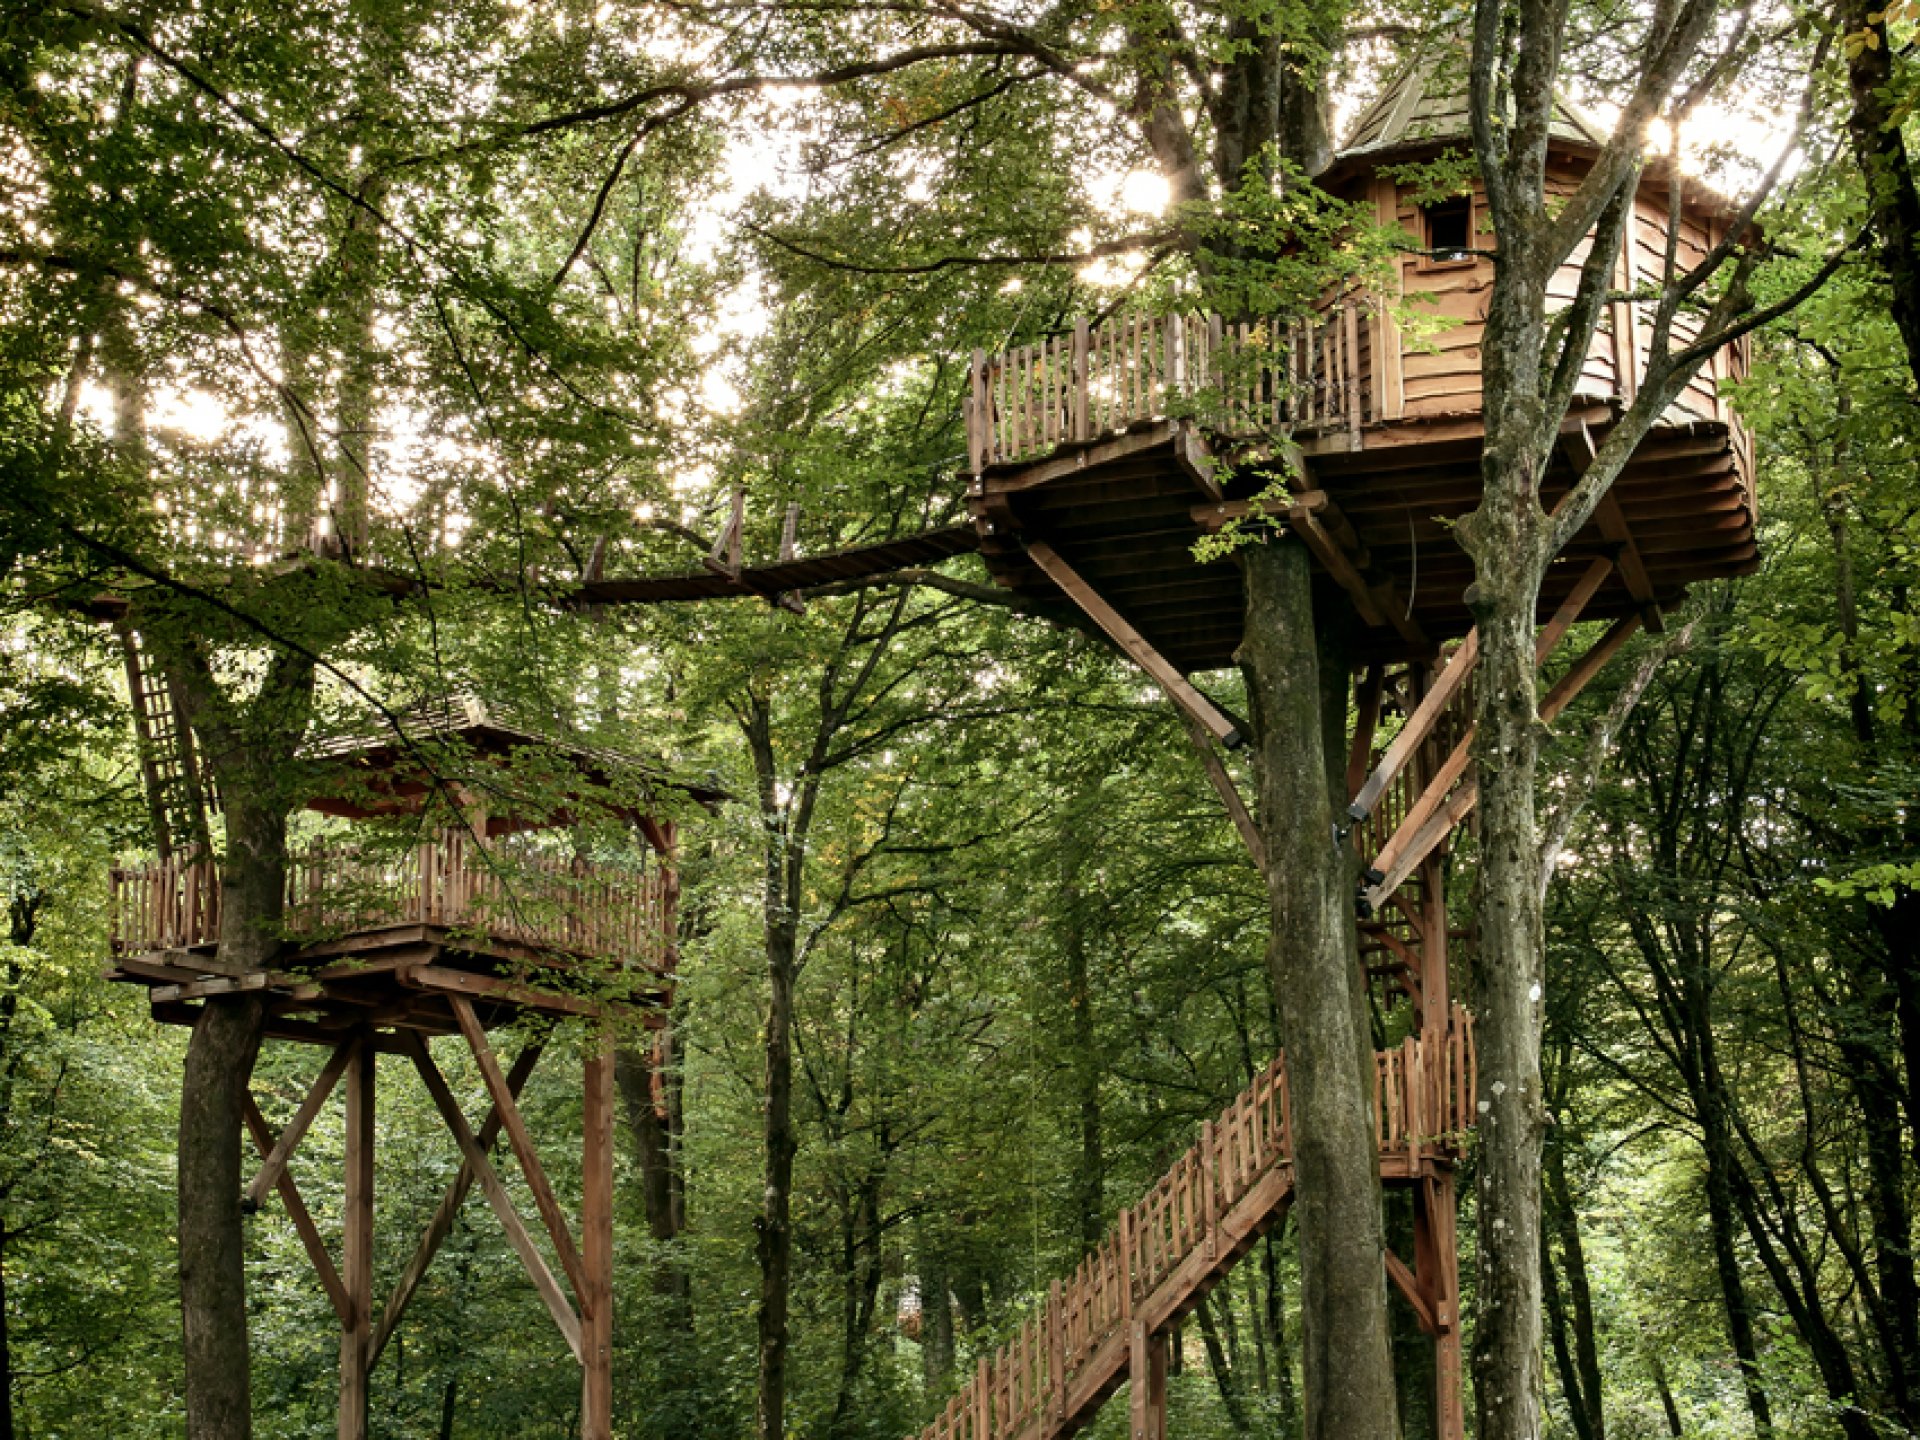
[107, 692, 719, 1042]
[906, 66, 1760, 1440]
[106, 692, 718, 1440]
[963, 61, 1756, 672]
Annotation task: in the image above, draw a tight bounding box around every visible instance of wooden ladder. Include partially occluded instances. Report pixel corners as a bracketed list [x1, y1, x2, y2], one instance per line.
[116, 624, 214, 859]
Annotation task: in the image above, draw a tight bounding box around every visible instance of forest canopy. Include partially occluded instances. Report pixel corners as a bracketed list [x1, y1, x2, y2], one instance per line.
[1, 0, 1918, 1437]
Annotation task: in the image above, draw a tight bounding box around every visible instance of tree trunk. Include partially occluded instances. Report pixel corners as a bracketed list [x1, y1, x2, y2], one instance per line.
[1457, 226, 1556, 1440]
[1839, 0, 1920, 390]
[1541, 1145, 1604, 1440]
[178, 993, 268, 1440]
[756, 905, 798, 1440]
[159, 641, 313, 1440]
[1062, 859, 1105, 1254]
[1237, 537, 1397, 1440]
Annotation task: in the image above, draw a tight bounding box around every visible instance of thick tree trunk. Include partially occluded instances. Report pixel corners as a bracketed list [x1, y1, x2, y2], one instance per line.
[159, 641, 312, 1440]
[1237, 537, 1397, 1440]
[178, 994, 268, 1440]
[1840, 0, 1920, 390]
[756, 907, 798, 1440]
[1459, 258, 1555, 1440]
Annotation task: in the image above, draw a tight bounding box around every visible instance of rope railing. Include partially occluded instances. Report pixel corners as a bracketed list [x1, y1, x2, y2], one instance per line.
[914, 1008, 1473, 1440]
[965, 302, 1372, 473]
[108, 830, 672, 973]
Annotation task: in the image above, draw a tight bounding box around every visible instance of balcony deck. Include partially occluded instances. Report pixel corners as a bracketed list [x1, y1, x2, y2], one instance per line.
[106, 829, 673, 1043]
[963, 305, 1756, 672]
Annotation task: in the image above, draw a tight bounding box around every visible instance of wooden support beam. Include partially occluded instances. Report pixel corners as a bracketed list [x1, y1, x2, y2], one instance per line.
[581, 1027, 616, 1440]
[1363, 614, 1644, 911]
[1351, 631, 1479, 819]
[339, 1033, 374, 1440]
[244, 1037, 356, 1213]
[1023, 539, 1242, 748]
[1541, 614, 1644, 724]
[1385, 1247, 1440, 1337]
[1291, 508, 1390, 629]
[1364, 556, 1612, 885]
[1128, 1321, 1168, 1440]
[1171, 422, 1222, 500]
[702, 486, 745, 580]
[402, 1032, 585, 1362]
[1561, 420, 1664, 633]
[450, 997, 588, 1304]
[1347, 667, 1385, 798]
[398, 963, 625, 1019]
[242, 1094, 352, 1328]
[1175, 709, 1266, 870]
[1189, 490, 1329, 530]
[370, 1040, 544, 1367]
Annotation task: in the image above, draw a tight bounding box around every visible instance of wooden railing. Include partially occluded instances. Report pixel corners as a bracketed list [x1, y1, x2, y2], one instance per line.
[965, 301, 1372, 473]
[913, 1008, 1473, 1440]
[109, 829, 672, 973]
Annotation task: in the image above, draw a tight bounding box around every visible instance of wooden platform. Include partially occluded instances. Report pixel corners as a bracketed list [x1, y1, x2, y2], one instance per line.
[108, 924, 669, 1043]
[967, 402, 1754, 672]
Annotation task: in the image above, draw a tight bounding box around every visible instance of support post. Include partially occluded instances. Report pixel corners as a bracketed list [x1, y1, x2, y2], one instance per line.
[1418, 1171, 1466, 1440]
[339, 1033, 374, 1440]
[1128, 1322, 1167, 1440]
[582, 1025, 615, 1440]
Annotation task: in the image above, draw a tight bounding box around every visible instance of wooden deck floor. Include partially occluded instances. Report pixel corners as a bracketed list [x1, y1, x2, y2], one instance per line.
[968, 403, 1755, 672]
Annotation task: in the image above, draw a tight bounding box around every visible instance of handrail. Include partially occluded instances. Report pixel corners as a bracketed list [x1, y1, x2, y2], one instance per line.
[913, 1008, 1473, 1440]
[965, 302, 1373, 474]
[108, 830, 672, 973]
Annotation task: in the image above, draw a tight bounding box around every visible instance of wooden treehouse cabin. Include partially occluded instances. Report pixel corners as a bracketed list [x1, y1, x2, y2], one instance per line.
[106, 692, 719, 1440]
[911, 64, 1757, 1440]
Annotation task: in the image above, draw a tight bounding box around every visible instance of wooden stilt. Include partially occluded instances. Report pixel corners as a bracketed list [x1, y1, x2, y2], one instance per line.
[1418, 1171, 1466, 1440]
[581, 1026, 615, 1440]
[1128, 1322, 1167, 1440]
[339, 1033, 374, 1440]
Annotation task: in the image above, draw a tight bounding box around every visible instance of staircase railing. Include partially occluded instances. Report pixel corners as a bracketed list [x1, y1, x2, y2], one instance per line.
[914, 1009, 1473, 1440]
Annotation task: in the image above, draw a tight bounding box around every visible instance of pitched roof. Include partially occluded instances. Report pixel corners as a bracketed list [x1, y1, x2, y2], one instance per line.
[1337, 51, 1610, 162]
[305, 691, 727, 809]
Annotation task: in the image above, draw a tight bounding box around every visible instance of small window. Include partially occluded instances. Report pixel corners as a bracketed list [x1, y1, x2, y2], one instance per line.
[1422, 198, 1473, 262]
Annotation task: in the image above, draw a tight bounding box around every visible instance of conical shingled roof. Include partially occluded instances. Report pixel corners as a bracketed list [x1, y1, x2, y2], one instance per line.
[1337, 52, 1610, 162]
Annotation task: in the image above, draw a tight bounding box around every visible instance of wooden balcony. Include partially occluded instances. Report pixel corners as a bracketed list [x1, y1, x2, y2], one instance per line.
[966, 303, 1373, 474]
[108, 830, 674, 1038]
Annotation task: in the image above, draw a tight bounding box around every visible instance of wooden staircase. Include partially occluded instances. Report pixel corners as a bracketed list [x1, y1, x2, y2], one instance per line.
[913, 1009, 1475, 1440]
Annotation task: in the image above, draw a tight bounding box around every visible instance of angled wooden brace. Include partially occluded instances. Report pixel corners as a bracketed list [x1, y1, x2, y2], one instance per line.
[402, 1031, 584, 1362]
[1022, 539, 1243, 749]
[1362, 612, 1643, 912]
[1363, 556, 1616, 889]
[1559, 420, 1664, 633]
[450, 996, 588, 1302]
[370, 1038, 544, 1367]
[702, 486, 746, 581]
[242, 1093, 352, 1328]
[243, 1035, 357, 1212]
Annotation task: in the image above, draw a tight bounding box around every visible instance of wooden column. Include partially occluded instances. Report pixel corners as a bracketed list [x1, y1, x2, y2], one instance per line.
[1417, 1171, 1466, 1440]
[582, 1026, 616, 1439]
[1128, 1322, 1167, 1440]
[339, 1034, 374, 1440]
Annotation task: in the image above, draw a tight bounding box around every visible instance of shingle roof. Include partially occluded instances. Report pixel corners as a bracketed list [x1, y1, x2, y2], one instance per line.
[306, 691, 727, 808]
[1338, 51, 1610, 162]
